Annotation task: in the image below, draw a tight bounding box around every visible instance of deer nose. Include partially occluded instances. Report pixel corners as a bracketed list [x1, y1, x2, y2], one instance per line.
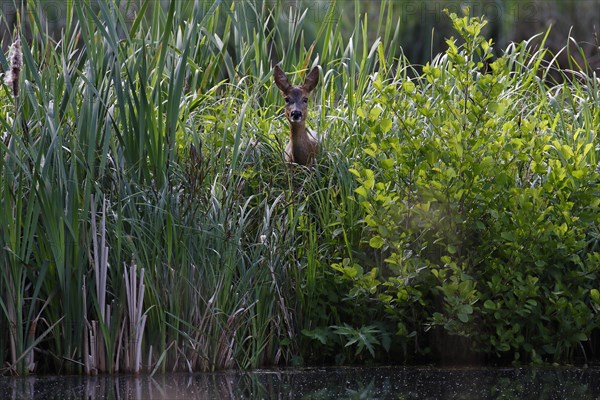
[290, 110, 302, 120]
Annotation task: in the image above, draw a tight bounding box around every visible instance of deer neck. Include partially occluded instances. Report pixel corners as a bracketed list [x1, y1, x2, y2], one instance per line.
[288, 121, 314, 165]
[289, 121, 309, 141]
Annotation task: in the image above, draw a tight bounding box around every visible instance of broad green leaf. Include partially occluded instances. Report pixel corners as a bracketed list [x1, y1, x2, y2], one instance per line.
[501, 231, 515, 242]
[369, 236, 384, 249]
[487, 101, 499, 113]
[349, 168, 361, 178]
[369, 106, 382, 120]
[483, 300, 496, 310]
[380, 118, 393, 133]
[402, 81, 415, 93]
[355, 186, 368, 198]
[380, 158, 394, 170]
[363, 169, 375, 190]
[591, 289, 600, 303]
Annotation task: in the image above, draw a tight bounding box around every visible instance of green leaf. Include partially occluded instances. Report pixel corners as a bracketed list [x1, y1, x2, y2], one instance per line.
[483, 300, 497, 310]
[355, 186, 368, 198]
[369, 236, 385, 249]
[380, 158, 394, 170]
[348, 168, 361, 178]
[369, 106, 382, 120]
[458, 312, 469, 323]
[500, 231, 515, 242]
[402, 80, 416, 93]
[445, 167, 457, 179]
[301, 328, 329, 345]
[497, 343, 510, 352]
[363, 169, 375, 190]
[573, 332, 588, 342]
[591, 289, 600, 303]
[461, 304, 473, 315]
[380, 118, 393, 133]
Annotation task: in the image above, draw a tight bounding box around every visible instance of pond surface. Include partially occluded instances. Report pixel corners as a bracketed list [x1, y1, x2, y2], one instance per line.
[1, 366, 599, 399]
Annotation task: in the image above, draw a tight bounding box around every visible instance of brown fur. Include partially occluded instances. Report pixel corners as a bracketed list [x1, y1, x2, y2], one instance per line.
[273, 65, 319, 166]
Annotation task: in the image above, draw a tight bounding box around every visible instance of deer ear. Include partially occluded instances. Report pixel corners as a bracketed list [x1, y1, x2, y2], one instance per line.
[273, 65, 291, 93]
[303, 66, 319, 93]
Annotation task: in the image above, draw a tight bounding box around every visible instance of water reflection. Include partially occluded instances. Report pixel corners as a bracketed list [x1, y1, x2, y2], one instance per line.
[1, 366, 600, 399]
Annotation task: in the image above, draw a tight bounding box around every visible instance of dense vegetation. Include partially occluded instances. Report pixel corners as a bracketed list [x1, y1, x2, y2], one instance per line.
[1, 0, 599, 375]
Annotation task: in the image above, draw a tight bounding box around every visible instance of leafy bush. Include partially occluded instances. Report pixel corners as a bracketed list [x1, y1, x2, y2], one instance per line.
[346, 10, 600, 364]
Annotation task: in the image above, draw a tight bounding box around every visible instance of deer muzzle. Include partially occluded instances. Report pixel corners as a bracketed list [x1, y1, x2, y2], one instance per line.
[290, 110, 302, 122]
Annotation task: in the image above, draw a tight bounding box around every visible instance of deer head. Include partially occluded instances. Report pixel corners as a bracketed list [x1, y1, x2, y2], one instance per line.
[273, 65, 319, 125]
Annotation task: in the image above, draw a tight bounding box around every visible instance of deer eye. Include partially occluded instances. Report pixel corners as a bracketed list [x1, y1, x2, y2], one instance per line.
[303, 97, 308, 103]
[284, 97, 290, 103]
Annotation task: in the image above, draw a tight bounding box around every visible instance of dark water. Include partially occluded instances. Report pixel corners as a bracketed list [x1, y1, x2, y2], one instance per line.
[1, 366, 600, 399]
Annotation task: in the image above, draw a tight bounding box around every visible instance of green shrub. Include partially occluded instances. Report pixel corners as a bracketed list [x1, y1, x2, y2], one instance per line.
[346, 9, 600, 364]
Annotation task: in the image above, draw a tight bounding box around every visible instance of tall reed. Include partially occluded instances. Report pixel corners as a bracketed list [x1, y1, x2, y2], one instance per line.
[0, 0, 388, 374]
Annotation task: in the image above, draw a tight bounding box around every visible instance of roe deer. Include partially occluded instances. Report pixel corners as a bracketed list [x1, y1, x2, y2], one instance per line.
[273, 64, 319, 166]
